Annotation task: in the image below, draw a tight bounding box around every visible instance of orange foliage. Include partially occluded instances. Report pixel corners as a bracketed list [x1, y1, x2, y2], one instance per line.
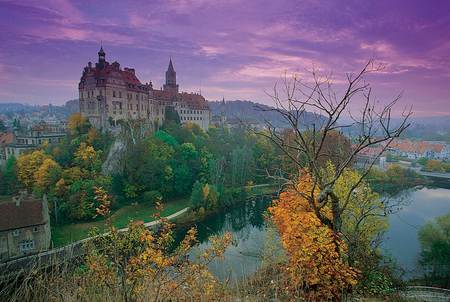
[269, 173, 358, 301]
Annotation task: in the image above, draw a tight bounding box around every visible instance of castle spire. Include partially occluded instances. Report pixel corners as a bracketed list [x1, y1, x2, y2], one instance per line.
[168, 57, 175, 73]
[164, 57, 178, 93]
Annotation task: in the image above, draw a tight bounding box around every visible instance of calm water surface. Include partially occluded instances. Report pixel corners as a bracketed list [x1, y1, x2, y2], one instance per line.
[182, 183, 450, 281]
[180, 197, 272, 281]
[383, 184, 450, 277]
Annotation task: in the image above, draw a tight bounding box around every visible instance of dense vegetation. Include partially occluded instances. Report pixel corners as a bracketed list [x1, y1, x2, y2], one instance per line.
[418, 212, 450, 288]
[3, 113, 282, 226]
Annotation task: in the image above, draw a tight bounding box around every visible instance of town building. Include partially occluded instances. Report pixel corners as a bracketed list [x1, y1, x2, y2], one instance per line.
[0, 194, 51, 262]
[78, 47, 211, 131]
[4, 121, 66, 161]
[387, 139, 449, 160]
[0, 132, 14, 165]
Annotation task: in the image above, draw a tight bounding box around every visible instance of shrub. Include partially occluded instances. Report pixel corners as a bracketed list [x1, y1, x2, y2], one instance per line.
[142, 190, 162, 205]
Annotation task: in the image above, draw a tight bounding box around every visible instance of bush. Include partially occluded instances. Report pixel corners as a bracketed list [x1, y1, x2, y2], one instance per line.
[142, 190, 162, 205]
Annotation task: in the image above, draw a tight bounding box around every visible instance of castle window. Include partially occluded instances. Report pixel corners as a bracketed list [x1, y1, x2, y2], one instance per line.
[119, 91, 122, 98]
[136, 94, 139, 100]
[113, 91, 116, 97]
[33, 226, 39, 232]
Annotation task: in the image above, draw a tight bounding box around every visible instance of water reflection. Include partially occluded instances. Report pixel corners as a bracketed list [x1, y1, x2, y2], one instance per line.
[178, 196, 272, 281]
[383, 184, 450, 278]
[177, 183, 450, 281]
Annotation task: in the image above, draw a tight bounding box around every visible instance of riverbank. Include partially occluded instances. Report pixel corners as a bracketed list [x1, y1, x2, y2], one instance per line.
[51, 183, 279, 247]
[172, 183, 278, 228]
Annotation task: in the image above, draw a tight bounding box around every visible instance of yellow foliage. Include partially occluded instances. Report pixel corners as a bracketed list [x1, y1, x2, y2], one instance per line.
[17, 150, 50, 190]
[34, 157, 61, 192]
[87, 127, 99, 145]
[333, 167, 388, 259]
[67, 112, 89, 136]
[269, 173, 358, 301]
[74, 142, 98, 170]
[86, 190, 233, 301]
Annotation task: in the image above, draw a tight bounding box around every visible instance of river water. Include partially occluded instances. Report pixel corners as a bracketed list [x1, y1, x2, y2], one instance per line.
[383, 183, 450, 278]
[183, 183, 450, 281]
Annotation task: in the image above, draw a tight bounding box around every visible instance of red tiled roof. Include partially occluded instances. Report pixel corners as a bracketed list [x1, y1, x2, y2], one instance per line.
[358, 146, 385, 157]
[389, 139, 445, 154]
[0, 197, 46, 231]
[0, 132, 13, 145]
[80, 61, 147, 92]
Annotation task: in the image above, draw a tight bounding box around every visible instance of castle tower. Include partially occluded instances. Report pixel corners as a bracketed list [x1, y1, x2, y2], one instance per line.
[163, 58, 179, 94]
[97, 46, 106, 69]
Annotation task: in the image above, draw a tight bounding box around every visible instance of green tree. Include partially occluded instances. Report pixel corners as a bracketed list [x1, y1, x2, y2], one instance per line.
[0, 156, 18, 195]
[163, 106, 181, 126]
[190, 181, 204, 209]
[419, 212, 450, 286]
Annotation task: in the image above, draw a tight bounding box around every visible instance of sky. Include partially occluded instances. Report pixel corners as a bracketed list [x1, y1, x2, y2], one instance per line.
[0, 0, 449, 117]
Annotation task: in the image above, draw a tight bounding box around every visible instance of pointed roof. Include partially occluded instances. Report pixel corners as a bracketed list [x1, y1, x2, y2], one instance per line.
[167, 57, 175, 73]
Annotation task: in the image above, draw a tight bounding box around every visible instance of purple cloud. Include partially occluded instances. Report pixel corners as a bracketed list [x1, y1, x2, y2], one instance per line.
[0, 0, 449, 116]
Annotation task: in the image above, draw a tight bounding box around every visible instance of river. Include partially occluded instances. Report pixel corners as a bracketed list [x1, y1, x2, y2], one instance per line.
[182, 183, 450, 281]
[383, 183, 450, 278]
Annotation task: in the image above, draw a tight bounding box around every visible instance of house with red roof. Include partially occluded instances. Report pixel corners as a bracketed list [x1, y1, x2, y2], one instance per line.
[79, 47, 211, 131]
[0, 193, 51, 262]
[387, 139, 449, 160]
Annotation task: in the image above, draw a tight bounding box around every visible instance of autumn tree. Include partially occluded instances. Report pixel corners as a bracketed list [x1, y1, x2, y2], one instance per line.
[259, 60, 411, 243]
[34, 157, 61, 193]
[86, 187, 232, 301]
[330, 165, 388, 267]
[17, 150, 51, 191]
[67, 112, 90, 136]
[269, 173, 358, 300]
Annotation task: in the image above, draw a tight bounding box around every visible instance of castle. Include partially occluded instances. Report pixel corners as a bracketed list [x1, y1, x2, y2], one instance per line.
[78, 47, 211, 131]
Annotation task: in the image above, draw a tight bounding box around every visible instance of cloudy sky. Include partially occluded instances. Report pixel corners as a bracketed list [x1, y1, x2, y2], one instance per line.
[0, 0, 449, 116]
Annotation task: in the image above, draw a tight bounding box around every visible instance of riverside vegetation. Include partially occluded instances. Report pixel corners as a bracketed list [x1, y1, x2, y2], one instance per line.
[1, 62, 447, 301]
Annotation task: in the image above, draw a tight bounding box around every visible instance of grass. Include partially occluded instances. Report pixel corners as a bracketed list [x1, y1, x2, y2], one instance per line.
[52, 198, 191, 247]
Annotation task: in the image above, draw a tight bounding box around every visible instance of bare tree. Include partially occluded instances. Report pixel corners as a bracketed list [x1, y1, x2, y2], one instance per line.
[257, 60, 412, 238]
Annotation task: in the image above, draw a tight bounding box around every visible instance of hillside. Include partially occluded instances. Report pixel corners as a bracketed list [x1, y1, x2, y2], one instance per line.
[209, 100, 323, 128]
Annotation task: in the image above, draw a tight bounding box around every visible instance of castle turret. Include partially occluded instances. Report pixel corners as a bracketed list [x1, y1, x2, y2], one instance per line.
[98, 46, 106, 69]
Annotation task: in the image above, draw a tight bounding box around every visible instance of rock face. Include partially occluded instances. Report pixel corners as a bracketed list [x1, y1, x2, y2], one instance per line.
[102, 134, 126, 176]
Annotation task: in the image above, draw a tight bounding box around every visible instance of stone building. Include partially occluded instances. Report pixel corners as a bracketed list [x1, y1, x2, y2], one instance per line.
[4, 121, 66, 161]
[0, 194, 51, 262]
[78, 47, 211, 131]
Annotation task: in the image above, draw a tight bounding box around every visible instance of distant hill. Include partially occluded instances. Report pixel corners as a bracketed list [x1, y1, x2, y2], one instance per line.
[208, 100, 323, 128]
[0, 100, 79, 118]
[402, 116, 450, 142]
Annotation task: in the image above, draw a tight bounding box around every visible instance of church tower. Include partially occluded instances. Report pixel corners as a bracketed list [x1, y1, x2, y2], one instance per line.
[163, 58, 179, 94]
